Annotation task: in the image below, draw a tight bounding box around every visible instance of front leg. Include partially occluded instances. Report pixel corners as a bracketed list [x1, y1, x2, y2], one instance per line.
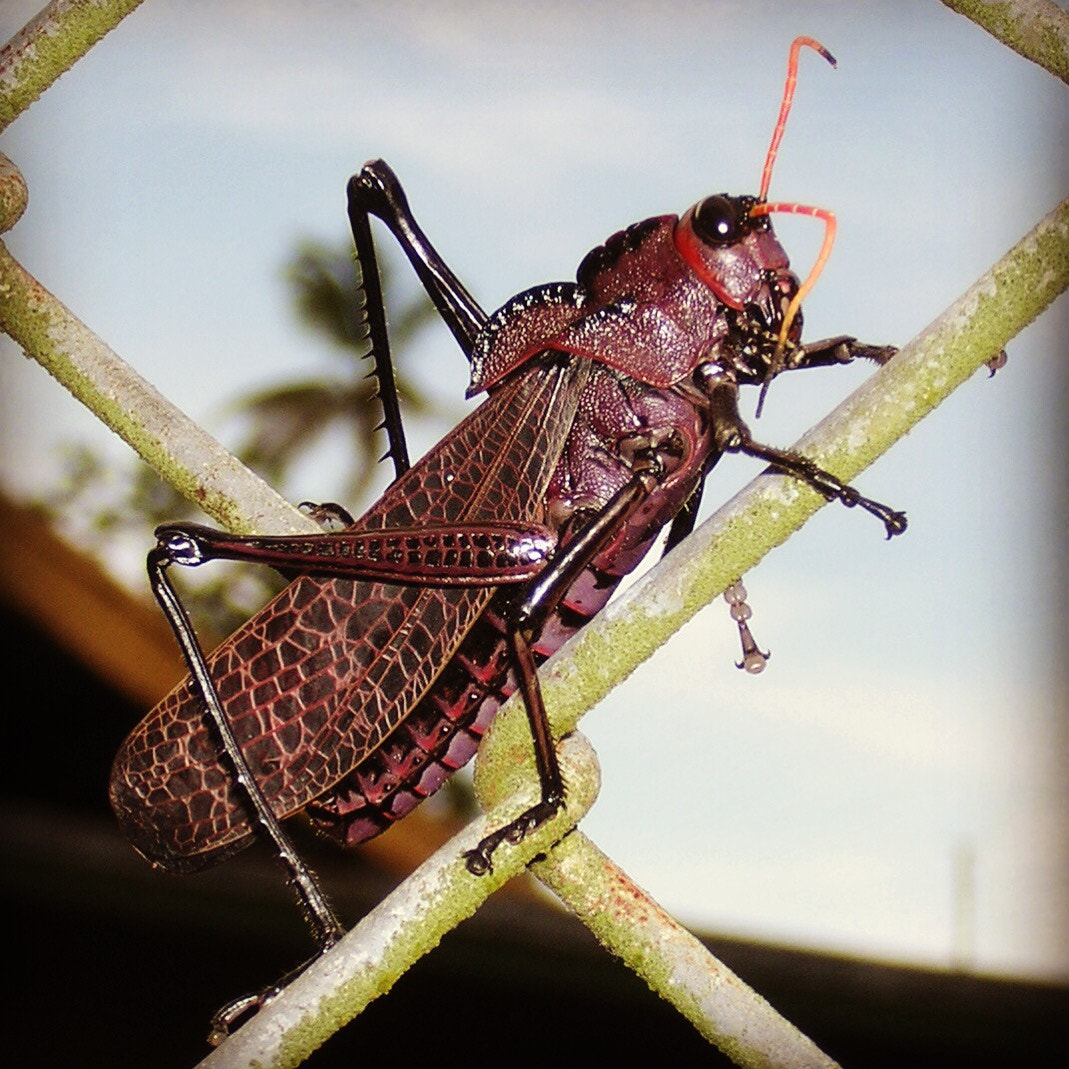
[788, 334, 897, 370]
[700, 363, 907, 539]
[739, 437, 907, 538]
[792, 334, 1005, 377]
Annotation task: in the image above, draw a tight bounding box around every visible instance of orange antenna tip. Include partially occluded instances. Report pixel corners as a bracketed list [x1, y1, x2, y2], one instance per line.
[748, 201, 837, 417]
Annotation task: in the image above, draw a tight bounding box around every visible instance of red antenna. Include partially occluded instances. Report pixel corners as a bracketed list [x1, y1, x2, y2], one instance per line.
[751, 37, 837, 415]
[758, 36, 836, 202]
[750, 199, 837, 355]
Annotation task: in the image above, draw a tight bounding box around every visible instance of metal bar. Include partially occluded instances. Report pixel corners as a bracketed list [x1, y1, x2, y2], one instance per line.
[0, 0, 147, 134]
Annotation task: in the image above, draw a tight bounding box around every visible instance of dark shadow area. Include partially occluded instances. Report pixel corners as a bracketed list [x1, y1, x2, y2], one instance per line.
[2, 599, 1066, 1067]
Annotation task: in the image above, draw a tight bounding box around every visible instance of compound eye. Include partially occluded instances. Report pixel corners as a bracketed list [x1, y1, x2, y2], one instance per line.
[692, 195, 743, 246]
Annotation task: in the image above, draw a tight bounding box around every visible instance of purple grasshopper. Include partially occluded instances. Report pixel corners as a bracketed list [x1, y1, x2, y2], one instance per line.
[110, 36, 904, 1028]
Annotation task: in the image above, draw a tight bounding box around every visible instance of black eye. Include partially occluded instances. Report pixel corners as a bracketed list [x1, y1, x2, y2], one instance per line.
[692, 195, 742, 246]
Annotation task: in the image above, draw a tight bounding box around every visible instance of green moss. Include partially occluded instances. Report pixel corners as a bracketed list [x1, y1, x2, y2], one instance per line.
[0, 1, 146, 132]
[941, 0, 1069, 86]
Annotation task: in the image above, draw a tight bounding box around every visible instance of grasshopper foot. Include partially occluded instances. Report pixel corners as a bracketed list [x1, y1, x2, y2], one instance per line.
[299, 501, 355, 530]
[463, 796, 564, 875]
[206, 942, 336, 1045]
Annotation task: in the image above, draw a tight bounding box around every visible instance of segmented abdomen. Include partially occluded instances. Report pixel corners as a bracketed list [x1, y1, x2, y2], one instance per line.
[302, 569, 620, 846]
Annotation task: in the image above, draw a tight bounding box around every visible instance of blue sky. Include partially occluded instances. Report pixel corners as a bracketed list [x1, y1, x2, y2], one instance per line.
[1, 1, 1066, 979]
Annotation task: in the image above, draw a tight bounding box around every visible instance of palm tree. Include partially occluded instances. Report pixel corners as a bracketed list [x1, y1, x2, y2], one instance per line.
[232, 238, 435, 507]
